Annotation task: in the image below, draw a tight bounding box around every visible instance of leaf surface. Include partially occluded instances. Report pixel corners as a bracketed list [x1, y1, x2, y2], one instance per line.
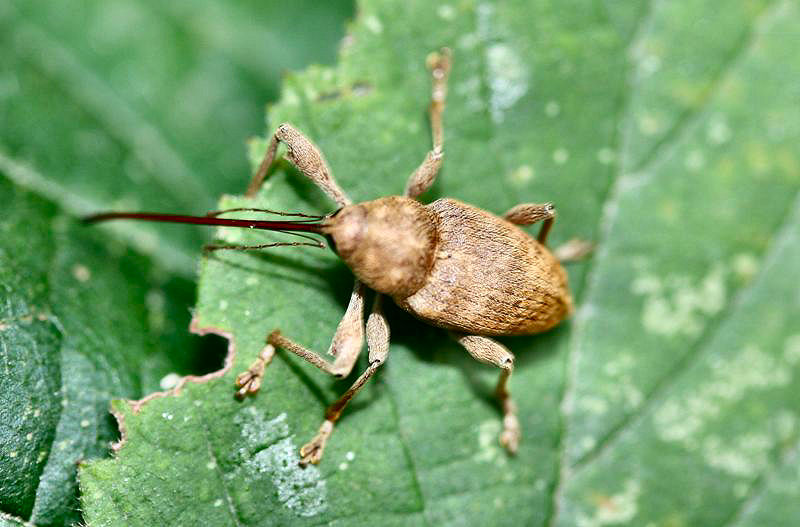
[79, 0, 800, 525]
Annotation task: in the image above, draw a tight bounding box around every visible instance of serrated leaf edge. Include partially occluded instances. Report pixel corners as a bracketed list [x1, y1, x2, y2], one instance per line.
[108, 316, 235, 453]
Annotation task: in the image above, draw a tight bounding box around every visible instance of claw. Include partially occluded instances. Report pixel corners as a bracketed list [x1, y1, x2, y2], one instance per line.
[500, 413, 521, 454]
[233, 344, 275, 400]
[299, 420, 334, 466]
[234, 370, 262, 399]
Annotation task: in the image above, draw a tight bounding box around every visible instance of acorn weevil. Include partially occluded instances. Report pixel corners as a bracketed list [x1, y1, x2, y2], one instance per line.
[85, 48, 591, 465]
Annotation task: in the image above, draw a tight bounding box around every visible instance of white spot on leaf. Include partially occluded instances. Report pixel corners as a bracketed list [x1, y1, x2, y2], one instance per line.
[545, 100, 561, 117]
[685, 150, 706, 171]
[785, 335, 800, 365]
[437, 4, 456, 19]
[486, 43, 529, 124]
[237, 411, 327, 517]
[159, 373, 182, 390]
[576, 479, 641, 527]
[637, 113, 661, 136]
[707, 117, 732, 145]
[508, 165, 534, 185]
[72, 264, 91, 282]
[654, 346, 792, 449]
[475, 419, 507, 464]
[732, 253, 759, 281]
[632, 265, 727, 337]
[363, 15, 383, 34]
[597, 148, 615, 165]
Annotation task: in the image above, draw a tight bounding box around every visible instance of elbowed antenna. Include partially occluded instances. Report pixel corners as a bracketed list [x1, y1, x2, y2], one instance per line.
[83, 210, 329, 250]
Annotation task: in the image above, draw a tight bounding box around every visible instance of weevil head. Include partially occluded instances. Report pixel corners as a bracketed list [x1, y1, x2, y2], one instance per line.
[323, 196, 437, 298]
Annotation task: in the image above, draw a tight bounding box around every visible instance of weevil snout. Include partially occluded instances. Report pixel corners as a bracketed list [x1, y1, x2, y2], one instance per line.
[323, 196, 438, 298]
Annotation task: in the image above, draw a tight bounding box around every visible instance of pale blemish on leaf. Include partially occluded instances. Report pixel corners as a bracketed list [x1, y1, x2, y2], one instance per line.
[475, 3, 527, 123]
[475, 419, 507, 465]
[437, 4, 456, 20]
[732, 252, 759, 282]
[784, 335, 800, 365]
[702, 411, 797, 478]
[597, 148, 615, 165]
[707, 116, 733, 145]
[654, 345, 792, 448]
[363, 14, 383, 34]
[553, 148, 570, 165]
[685, 150, 706, 171]
[159, 372, 182, 390]
[637, 113, 662, 136]
[485, 42, 528, 124]
[237, 410, 328, 517]
[456, 76, 483, 112]
[638, 54, 662, 77]
[71, 264, 91, 282]
[703, 434, 772, 478]
[578, 396, 609, 416]
[508, 165, 534, 186]
[576, 479, 641, 527]
[632, 265, 727, 337]
[545, 100, 561, 117]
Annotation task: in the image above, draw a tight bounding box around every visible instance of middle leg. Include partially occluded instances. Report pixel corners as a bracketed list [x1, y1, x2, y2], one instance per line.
[298, 293, 391, 465]
[235, 280, 367, 401]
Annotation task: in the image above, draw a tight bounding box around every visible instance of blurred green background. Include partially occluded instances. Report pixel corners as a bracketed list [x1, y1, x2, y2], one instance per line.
[1, 0, 354, 272]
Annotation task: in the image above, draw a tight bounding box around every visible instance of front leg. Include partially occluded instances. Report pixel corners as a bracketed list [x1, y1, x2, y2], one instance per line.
[246, 123, 351, 207]
[235, 281, 366, 401]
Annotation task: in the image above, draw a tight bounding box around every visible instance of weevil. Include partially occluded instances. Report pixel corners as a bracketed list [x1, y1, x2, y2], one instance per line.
[85, 48, 591, 465]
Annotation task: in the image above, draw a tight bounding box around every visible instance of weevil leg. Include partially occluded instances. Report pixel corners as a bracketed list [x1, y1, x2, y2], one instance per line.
[269, 280, 366, 377]
[235, 344, 276, 398]
[299, 293, 390, 465]
[405, 48, 452, 199]
[246, 123, 351, 207]
[553, 238, 595, 263]
[235, 280, 366, 403]
[452, 334, 520, 454]
[503, 203, 557, 245]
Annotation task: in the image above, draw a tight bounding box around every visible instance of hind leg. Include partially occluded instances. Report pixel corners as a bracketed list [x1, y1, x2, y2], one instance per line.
[505, 203, 593, 259]
[503, 202, 556, 244]
[453, 334, 520, 454]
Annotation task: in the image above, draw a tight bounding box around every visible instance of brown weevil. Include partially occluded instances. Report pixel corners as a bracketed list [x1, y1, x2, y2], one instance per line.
[85, 48, 591, 465]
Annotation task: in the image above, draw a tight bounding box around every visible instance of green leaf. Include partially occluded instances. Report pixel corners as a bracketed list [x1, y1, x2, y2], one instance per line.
[0, 175, 206, 526]
[79, 0, 800, 525]
[0, 0, 353, 273]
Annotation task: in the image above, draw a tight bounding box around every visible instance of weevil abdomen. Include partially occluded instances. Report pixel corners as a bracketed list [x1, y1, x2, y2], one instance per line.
[394, 198, 572, 336]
